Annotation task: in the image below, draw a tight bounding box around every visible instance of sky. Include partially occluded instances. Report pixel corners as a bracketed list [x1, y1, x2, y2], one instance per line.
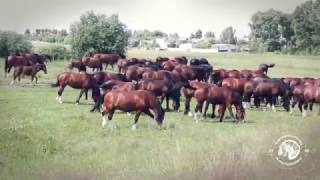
[0, 0, 307, 38]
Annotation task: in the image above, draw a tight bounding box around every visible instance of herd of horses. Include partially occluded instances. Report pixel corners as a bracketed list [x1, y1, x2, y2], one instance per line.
[4, 53, 320, 130]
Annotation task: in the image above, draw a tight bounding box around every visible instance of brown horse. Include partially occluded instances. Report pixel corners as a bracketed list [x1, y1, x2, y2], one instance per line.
[302, 86, 320, 117]
[52, 72, 100, 105]
[125, 66, 153, 81]
[211, 69, 241, 85]
[101, 90, 165, 129]
[290, 84, 313, 114]
[93, 53, 124, 70]
[67, 60, 86, 72]
[222, 78, 248, 96]
[4, 55, 34, 76]
[172, 65, 206, 82]
[137, 79, 181, 111]
[258, 63, 275, 74]
[117, 58, 128, 73]
[193, 86, 245, 123]
[142, 70, 179, 82]
[252, 80, 291, 112]
[81, 57, 102, 72]
[93, 72, 126, 85]
[11, 64, 47, 85]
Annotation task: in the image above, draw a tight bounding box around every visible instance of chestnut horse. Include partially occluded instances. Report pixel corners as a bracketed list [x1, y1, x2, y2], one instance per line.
[101, 90, 165, 129]
[90, 80, 136, 112]
[11, 64, 47, 85]
[81, 57, 102, 72]
[93, 53, 125, 70]
[52, 72, 100, 105]
[193, 86, 245, 123]
[125, 66, 153, 81]
[302, 86, 320, 117]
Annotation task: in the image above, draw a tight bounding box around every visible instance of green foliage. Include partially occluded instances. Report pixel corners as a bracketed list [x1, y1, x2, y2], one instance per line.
[249, 38, 266, 53]
[250, 9, 294, 52]
[291, 0, 320, 54]
[220, 26, 237, 44]
[25, 29, 68, 43]
[195, 38, 215, 49]
[0, 31, 32, 57]
[33, 43, 70, 60]
[250, 0, 320, 55]
[69, 11, 129, 58]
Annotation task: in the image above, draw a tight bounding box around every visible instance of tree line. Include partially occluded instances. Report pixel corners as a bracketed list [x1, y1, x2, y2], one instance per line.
[250, 0, 320, 55]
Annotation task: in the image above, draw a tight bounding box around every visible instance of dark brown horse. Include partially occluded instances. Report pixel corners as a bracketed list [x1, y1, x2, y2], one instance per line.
[117, 58, 128, 73]
[193, 86, 245, 123]
[101, 90, 165, 129]
[302, 86, 320, 117]
[142, 70, 179, 82]
[93, 72, 126, 85]
[81, 57, 102, 72]
[251, 80, 291, 112]
[67, 60, 86, 72]
[258, 63, 275, 74]
[93, 53, 124, 70]
[211, 69, 241, 85]
[11, 64, 47, 85]
[4, 55, 34, 76]
[52, 72, 100, 105]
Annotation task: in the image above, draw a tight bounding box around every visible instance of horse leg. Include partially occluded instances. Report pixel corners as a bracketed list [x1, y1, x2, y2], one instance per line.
[290, 100, 297, 114]
[184, 97, 192, 116]
[85, 90, 88, 100]
[194, 101, 204, 123]
[203, 101, 209, 118]
[210, 104, 216, 118]
[144, 109, 155, 119]
[131, 111, 142, 130]
[227, 105, 235, 122]
[298, 101, 303, 113]
[219, 105, 226, 122]
[271, 96, 277, 112]
[75, 89, 85, 105]
[165, 95, 170, 111]
[56, 85, 65, 103]
[309, 103, 313, 111]
[302, 103, 308, 117]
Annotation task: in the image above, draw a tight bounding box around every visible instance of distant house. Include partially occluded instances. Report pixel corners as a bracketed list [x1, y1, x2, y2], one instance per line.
[155, 38, 168, 49]
[211, 44, 237, 52]
[178, 43, 194, 51]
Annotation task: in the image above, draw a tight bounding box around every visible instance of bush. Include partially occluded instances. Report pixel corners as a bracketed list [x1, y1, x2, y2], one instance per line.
[0, 31, 32, 57]
[249, 39, 266, 53]
[33, 43, 70, 60]
[69, 11, 129, 58]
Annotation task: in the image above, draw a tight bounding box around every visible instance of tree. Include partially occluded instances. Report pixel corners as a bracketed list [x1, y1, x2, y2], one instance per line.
[204, 31, 215, 38]
[69, 11, 129, 58]
[195, 29, 203, 39]
[220, 26, 237, 44]
[291, 0, 320, 52]
[0, 31, 32, 57]
[249, 9, 294, 51]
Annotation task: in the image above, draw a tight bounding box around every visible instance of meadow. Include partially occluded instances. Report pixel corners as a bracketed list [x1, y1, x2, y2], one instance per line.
[0, 50, 320, 180]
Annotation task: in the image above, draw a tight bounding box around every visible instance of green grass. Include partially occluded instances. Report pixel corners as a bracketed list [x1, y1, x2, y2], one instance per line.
[0, 50, 320, 179]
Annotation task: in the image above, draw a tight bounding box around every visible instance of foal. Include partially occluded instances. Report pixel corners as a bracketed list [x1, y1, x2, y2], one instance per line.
[12, 64, 47, 85]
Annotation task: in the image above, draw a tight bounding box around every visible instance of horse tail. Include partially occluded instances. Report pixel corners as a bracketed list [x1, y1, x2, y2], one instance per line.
[268, 63, 275, 68]
[51, 76, 59, 87]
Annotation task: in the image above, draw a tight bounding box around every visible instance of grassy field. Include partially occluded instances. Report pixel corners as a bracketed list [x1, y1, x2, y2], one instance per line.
[0, 50, 320, 180]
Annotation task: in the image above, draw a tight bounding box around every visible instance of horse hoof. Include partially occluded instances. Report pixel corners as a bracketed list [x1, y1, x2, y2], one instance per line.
[75, 102, 79, 106]
[131, 124, 137, 130]
[188, 112, 193, 117]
